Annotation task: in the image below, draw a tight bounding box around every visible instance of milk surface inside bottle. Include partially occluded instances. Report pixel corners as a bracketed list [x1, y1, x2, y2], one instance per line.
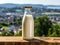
[22, 6, 34, 39]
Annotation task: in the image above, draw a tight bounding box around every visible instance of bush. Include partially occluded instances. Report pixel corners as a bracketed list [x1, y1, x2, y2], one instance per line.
[0, 22, 8, 26]
[14, 31, 22, 36]
[49, 32, 58, 37]
[2, 31, 14, 36]
[48, 24, 60, 37]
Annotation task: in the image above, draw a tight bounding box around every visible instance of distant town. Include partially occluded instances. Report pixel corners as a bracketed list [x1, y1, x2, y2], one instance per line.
[0, 4, 60, 23]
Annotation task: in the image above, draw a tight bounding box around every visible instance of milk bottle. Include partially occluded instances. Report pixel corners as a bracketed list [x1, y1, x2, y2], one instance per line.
[22, 6, 34, 39]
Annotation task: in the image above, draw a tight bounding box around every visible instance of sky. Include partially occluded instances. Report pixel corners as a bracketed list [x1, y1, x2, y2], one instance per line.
[0, 0, 60, 5]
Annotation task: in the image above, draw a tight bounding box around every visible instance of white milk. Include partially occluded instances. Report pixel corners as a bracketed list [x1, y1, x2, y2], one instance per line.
[22, 14, 34, 39]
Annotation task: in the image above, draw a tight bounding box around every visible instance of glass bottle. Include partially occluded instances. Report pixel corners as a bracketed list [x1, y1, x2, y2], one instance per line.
[22, 6, 34, 39]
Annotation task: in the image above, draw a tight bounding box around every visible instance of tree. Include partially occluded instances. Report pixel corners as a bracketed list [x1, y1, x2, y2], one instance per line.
[48, 24, 60, 37]
[34, 16, 52, 36]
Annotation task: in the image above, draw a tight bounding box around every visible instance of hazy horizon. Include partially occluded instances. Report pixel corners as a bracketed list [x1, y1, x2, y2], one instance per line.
[0, 0, 60, 5]
[0, 3, 60, 6]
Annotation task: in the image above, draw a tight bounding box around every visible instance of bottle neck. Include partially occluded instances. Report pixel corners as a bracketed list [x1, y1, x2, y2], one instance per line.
[24, 8, 32, 15]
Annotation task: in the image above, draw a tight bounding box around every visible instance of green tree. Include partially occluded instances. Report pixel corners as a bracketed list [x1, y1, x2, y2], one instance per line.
[34, 16, 52, 36]
[48, 24, 60, 37]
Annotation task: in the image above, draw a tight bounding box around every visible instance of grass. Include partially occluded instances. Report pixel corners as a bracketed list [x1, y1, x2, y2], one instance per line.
[3, 26, 8, 30]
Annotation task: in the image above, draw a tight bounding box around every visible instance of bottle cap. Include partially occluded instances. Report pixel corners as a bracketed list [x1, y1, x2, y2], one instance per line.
[24, 6, 32, 8]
